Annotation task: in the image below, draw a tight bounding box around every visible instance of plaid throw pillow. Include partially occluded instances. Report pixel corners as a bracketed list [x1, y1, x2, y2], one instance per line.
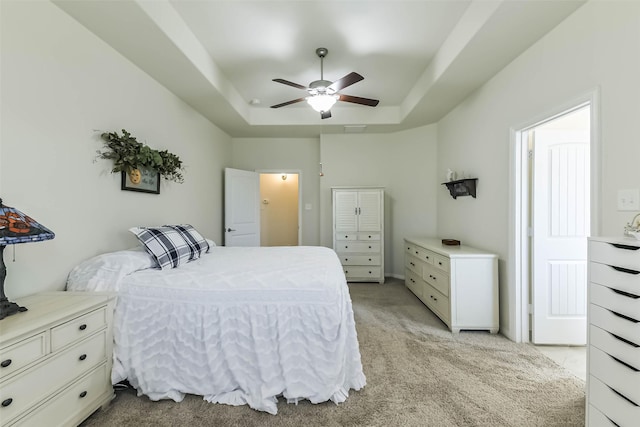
[129, 226, 192, 269]
[165, 224, 210, 260]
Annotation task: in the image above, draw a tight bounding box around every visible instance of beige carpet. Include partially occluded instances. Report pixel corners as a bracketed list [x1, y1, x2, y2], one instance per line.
[81, 279, 585, 426]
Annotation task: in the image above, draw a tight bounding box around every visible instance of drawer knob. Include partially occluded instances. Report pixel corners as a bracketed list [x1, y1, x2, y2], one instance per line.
[79, 391, 87, 399]
[611, 243, 640, 251]
[345, 258, 348, 261]
[368, 258, 372, 261]
[344, 235, 348, 238]
[0, 359, 11, 368]
[345, 246, 348, 249]
[368, 246, 372, 249]
[368, 271, 372, 274]
[79, 354, 87, 361]
[1, 398, 12, 407]
[439, 262, 442, 266]
[368, 235, 372, 238]
[79, 324, 87, 331]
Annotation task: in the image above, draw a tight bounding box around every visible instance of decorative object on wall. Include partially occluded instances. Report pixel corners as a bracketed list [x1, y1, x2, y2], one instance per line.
[122, 166, 160, 194]
[0, 198, 55, 319]
[96, 129, 185, 190]
[442, 178, 478, 199]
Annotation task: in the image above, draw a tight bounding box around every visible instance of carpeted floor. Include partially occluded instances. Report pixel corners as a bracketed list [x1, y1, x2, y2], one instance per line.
[81, 279, 585, 426]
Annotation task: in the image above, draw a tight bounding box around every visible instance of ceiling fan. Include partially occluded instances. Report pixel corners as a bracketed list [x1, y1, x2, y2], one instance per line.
[270, 47, 379, 119]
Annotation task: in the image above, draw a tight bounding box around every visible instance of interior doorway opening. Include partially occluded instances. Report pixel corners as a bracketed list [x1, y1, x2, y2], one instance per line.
[259, 172, 301, 246]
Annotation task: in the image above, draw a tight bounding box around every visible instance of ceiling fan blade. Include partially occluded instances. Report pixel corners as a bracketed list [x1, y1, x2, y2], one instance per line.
[270, 98, 306, 108]
[273, 78, 308, 90]
[321, 110, 332, 119]
[338, 94, 379, 107]
[327, 72, 364, 92]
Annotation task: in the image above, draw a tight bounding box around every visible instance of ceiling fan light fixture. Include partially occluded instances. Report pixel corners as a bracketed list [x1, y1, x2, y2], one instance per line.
[307, 94, 338, 113]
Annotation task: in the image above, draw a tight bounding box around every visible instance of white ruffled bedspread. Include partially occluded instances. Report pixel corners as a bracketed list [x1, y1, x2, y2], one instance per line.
[70, 246, 365, 414]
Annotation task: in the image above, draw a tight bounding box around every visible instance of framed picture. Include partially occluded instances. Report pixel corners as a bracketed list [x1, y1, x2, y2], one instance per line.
[121, 167, 160, 194]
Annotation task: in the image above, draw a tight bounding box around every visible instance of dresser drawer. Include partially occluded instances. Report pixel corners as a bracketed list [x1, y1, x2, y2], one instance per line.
[51, 307, 107, 352]
[589, 374, 640, 427]
[423, 265, 449, 296]
[422, 283, 450, 322]
[341, 255, 380, 266]
[337, 242, 380, 253]
[590, 262, 640, 295]
[415, 248, 435, 265]
[432, 254, 450, 273]
[590, 304, 640, 351]
[343, 266, 381, 280]
[0, 331, 107, 425]
[590, 325, 640, 370]
[0, 333, 46, 380]
[405, 243, 417, 255]
[405, 255, 422, 276]
[590, 345, 640, 404]
[358, 233, 380, 241]
[590, 240, 640, 271]
[590, 283, 640, 323]
[12, 364, 110, 427]
[405, 269, 423, 298]
[335, 233, 358, 241]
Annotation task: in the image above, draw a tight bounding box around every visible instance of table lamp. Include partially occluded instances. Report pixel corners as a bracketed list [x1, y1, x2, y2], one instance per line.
[0, 198, 55, 320]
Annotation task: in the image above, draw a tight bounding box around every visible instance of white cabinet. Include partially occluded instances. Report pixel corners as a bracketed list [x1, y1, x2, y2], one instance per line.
[404, 237, 499, 333]
[333, 187, 384, 283]
[0, 292, 115, 426]
[587, 237, 640, 427]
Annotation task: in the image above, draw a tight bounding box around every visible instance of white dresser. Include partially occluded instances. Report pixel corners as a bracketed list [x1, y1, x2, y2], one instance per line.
[587, 237, 640, 427]
[0, 292, 115, 426]
[333, 187, 384, 284]
[404, 237, 499, 333]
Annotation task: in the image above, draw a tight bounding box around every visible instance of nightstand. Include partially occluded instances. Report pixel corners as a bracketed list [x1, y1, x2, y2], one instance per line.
[0, 292, 115, 426]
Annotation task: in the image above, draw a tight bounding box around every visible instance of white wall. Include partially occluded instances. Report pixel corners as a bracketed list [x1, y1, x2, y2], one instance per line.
[232, 137, 320, 246]
[0, 1, 232, 298]
[437, 0, 640, 340]
[320, 125, 439, 277]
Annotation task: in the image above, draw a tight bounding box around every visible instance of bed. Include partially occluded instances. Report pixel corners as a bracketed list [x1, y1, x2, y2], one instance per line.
[66, 240, 366, 415]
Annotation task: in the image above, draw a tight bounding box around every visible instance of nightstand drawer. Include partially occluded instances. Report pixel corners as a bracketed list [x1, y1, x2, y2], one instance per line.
[12, 364, 109, 427]
[0, 333, 46, 380]
[0, 331, 106, 425]
[51, 307, 107, 352]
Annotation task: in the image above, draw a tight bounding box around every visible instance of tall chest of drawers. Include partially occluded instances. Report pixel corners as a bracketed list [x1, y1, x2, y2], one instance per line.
[0, 292, 115, 426]
[587, 237, 640, 427]
[404, 237, 499, 333]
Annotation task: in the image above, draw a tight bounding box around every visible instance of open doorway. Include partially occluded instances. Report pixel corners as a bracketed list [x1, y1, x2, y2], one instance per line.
[512, 96, 598, 345]
[258, 172, 301, 246]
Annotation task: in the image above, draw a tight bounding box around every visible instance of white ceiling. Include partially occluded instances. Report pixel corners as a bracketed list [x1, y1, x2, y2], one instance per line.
[53, 0, 585, 138]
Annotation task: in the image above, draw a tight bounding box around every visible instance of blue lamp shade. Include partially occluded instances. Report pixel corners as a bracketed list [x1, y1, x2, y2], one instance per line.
[0, 198, 55, 320]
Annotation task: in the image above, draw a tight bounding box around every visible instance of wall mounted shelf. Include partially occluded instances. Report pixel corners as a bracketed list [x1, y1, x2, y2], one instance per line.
[442, 178, 478, 199]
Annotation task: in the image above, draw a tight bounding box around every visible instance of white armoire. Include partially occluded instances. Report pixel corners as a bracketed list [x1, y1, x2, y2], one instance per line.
[332, 187, 384, 284]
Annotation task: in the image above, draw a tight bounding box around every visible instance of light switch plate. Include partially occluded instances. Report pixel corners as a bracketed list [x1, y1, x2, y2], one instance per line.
[617, 189, 639, 211]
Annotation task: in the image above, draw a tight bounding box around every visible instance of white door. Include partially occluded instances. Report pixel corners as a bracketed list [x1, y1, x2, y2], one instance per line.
[532, 123, 590, 344]
[224, 168, 260, 246]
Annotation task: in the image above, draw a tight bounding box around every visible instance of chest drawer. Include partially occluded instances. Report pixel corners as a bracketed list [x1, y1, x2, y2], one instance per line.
[0, 330, 107, 424]
[0, 333, 46, 380]
[340, 255, 380, 266]
[358, 233, 380, 241]
[590, 262, 640, 295]
[335, 233, 358, 241]
[589, 374, 640, 427]
[590, 325, 640, 371]
[337, 242, 380, 253]
[590, 304, 640, 347]
[51, 307, 107, 352]
[590, 240, 640, 270]
[405, 254, 422, 276]
[590, 283, 640, 322]
[590, 345, 640, 405]
[343, 266, 381, 280]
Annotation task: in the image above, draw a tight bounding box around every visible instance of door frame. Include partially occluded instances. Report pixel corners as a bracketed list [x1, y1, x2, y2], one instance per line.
[256, 169, 303, 246]
[508, 89, 601, 343]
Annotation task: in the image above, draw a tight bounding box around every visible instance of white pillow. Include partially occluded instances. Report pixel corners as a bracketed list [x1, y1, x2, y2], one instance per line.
[66, 248, 155, 292]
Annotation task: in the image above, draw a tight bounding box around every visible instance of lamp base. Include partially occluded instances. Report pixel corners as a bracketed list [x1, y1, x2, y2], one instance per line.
[0, 298, 27, 320]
